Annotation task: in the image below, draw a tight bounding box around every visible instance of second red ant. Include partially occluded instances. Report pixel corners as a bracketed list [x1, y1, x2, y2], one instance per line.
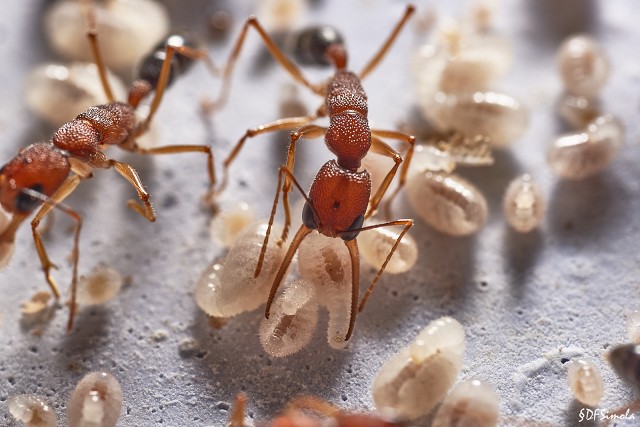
[214, 5, 417, 340]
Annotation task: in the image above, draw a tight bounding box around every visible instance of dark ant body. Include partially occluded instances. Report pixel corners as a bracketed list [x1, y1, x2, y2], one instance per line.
[0, 19, 215, 331]
[214, 6, 416, 340]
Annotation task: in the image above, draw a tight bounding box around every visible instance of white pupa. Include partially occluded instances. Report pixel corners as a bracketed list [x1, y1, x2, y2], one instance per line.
[8, 395, 57, 427]
[567, 359, 604, 407]
[503, 174, 545, 233]
[67, 372, 123, 427]
[431, 379, 499, 427]
[195, 223, 287, 318]
[372, 317, 466, 419]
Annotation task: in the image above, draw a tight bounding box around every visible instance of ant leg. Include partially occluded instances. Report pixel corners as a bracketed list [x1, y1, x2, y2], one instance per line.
[110, 161, 156, 222]
[218, 115, 317, 194]
[359, 4, 416, 80]
[347, 219, 413, 312]
[83, 3, 115, 102]
[368, 129, 415, 219]
[227, 393, 248, 427]
[211, 16, 324, 111]
[28, 175, 84, 331]
[343, 239, 360, 340]
[285, 396, 340, 418]
[365, 136, 402, 219]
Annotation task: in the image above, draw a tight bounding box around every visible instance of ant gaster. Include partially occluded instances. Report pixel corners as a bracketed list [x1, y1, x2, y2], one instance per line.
[214, 5, 417, 340]
[0, 13, 215, 331]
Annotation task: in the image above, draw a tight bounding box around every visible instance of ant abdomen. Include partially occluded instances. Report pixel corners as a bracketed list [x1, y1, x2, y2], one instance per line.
[288, 25, 345, 67]
[138, 33, 199, 89]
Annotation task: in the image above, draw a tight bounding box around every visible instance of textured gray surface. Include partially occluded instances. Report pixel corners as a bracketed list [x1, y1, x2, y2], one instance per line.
[1, 0, 639, 426]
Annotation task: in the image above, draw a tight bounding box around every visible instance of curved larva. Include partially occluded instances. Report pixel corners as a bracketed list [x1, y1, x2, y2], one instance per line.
[358, 226, 418, 274]
[406, 171, 488, 236]
[44, 0, 169, 71]
[503, 174, 545, 233]
[259, 279, 318, 357]
[8, 394, 57, 427]
[432, 379, 499, 427]
[547, 115, 624, 180]
[419, 91, 529, 148]
[557, 35, 610, 98]
[195, 223, 287, 318]
[372, 317, 465, 420]
[567, 359, 604, 406]
[26, 62, 127, 127]
[67, 372, 123, 427]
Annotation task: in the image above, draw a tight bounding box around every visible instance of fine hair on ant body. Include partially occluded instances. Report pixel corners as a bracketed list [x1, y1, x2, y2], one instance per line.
[0, 8, 216, 331]
[214, 5, 417, 340]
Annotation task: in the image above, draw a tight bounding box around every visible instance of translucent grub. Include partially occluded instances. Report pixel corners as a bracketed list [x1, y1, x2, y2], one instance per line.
[567, 359, 604, 406]
[195, 223, 287, 318]
[406, 171, 488, 236]
[556, 94, 601, 129]
[76, 265, 124, 306]
[67, 372, 123, 427]
[358, 225, 418, 274]
[432, 379, 499, 427]
[26, 62, 127, 127]
[420, 91, 529, 148]
[557, 35, 610, 97]
[503, 174, 545, 233]
[372, 316, 465, 419]
[209, 202, 256, 247]
[608, 343, 640, 387]
[44, 0, 169, 71]
[259, 279, 319, 357]
[626, 311, 640, 344]
[547, 114, 624, 180]
[8, 394, 57, 427]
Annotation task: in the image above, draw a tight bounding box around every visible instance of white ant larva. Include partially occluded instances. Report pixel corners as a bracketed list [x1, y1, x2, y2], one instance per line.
[76, 265, 124, 306]
[406, 171, 488, 236]
[44, 0, 169, 71]
[67, 372, 123, 427]
[547, 114, 624, 180]
[25, 62, 127, 127]
[358, 224, 418, 274]
[557, 35, 610, 98]
[8, 394, 57, 427]
[431, 379, 499, 427]
[372, 317, 465, 420]
[195, 223, 287, 318]
[556, 94, 601, 129]
[626, 311, 640, 344]
[259, 279, 319, 357]
[421, 91, 528, 148]
[567, 359, 604, 407]
[503, 174, 545, 233]
[208, 202, 256, 248]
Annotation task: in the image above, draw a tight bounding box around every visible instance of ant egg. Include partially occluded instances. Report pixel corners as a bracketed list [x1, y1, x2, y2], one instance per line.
[556, 94, 601, 129]
[421, 91, 528, 148]
[503, 174, 545, 233]
[358, 226, 418, 274]
[432, 379, 499, 427]
[259, 279, 319, 357]
[76, 265, 124, 305]
[26, 62, 127, 127]
[557, 35, 610, 97]
[195, 223, 287, 318]
[626, 311, 640, 343]
[406, 171, 488, 236]
[44, 0, 170, 71]
[372, 317, 465, 420]
[209, 202, 256, 247]
[67, 372, 123, 427]
[608, 343, 640, 387]
[567, 359, 604, 406]
[547, 114, 624, 180]
[8, 394, 57, 427]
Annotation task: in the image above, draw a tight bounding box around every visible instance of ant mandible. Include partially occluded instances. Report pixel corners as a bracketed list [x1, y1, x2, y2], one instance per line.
[0, 9, 216, 331]
[212, 5, 417, 341]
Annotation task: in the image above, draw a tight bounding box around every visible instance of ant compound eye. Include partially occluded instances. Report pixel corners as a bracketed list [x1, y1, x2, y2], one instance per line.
[302, 202, 318, 229]
[341, 214, 364, 241]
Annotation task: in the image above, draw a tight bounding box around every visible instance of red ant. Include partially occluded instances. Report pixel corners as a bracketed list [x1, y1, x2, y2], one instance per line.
[226, 393, 404, 427]
[0, 12, 215, 331]
[212, 5, 417, 341]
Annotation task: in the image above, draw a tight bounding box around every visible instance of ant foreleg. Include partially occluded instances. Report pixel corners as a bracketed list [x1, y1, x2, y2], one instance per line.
[359, 4, 415, 81]
[110, 161, 156, 222]
[351, 219, 413, 313]
[365, 136, 402, 219]
[343, 238, 360, 341]
[83, 0, 115, 103]
[28, 175, 83, 331]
